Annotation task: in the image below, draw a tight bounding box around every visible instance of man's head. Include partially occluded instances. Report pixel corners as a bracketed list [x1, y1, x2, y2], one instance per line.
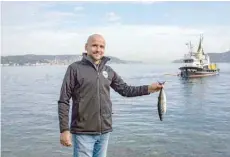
[85, 34, 106, 62]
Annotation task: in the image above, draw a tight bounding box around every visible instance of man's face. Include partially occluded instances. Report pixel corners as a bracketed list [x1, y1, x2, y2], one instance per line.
[85, 36, 105, 61]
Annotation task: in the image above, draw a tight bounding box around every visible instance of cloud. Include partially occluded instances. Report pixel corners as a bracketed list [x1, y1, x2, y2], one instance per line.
[1, 1, 230, 62]
[1, 2, 44, 26]
[44, 11, 76, 18]
[134, 0, 162, 5]
[106, 12, 121, 23]
[1, 2, 84, 29]
[40, 10, 85, 24]
[2, 24, 230, 63]
[74, 6, 84, 11]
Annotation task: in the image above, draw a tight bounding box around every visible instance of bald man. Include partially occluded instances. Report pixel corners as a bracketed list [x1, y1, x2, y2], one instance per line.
[58, 34, 163, 157]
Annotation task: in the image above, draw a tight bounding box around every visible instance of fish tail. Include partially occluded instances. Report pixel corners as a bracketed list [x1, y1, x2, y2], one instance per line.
[157, 81, 166, 85]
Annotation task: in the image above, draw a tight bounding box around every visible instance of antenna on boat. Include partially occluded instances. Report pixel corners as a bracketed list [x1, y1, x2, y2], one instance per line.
[186, 41, 193, 55]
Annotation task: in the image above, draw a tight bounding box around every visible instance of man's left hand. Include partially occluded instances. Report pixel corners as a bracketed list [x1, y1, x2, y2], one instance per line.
[148, 82, 164, 93]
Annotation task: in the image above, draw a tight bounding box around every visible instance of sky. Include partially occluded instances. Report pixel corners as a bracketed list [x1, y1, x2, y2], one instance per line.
[2, 1, 230, 62]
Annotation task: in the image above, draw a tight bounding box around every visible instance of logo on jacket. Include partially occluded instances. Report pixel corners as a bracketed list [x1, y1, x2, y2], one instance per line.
[102, 71, 108, 78]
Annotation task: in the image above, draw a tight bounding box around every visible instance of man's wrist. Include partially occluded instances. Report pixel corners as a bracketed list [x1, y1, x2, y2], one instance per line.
[60, 129, 69, 134]
[148, 85, 154, 93]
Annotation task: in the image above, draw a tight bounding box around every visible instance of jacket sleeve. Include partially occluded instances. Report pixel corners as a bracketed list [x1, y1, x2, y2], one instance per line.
[58, 65, 76, 133]
[110, 69, 150, 97]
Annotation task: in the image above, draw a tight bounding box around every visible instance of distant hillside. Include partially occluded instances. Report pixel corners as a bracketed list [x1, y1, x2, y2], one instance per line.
[173, 51, 230, 63]
[208, 51, 230, 63]
[1, 54, 140, 66]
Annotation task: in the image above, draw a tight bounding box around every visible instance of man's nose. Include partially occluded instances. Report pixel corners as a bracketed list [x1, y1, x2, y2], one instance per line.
[96, 46, 101, 51]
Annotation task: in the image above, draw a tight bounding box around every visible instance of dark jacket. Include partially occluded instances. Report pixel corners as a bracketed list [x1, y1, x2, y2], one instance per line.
[58, 53, 150, 134]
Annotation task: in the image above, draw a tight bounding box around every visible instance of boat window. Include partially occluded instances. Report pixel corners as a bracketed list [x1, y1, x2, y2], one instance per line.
[184, 59, 193, 63]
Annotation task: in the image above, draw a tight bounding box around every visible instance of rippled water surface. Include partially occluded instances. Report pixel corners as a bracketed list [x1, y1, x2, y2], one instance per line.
[2, 63, 230, 157]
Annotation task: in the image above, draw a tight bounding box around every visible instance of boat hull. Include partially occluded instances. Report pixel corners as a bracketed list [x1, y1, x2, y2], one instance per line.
[187, 72, 219, 78]
[179, 66, 220, 78]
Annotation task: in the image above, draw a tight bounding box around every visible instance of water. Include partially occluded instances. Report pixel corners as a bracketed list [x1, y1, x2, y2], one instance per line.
[1, 63, 230, 157]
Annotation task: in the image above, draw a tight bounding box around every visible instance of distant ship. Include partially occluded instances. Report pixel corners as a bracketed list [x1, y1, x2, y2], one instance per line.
[178, 35, 220, 78]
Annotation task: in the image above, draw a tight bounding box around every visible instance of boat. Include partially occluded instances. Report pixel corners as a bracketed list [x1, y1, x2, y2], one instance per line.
[178, 35, 220, 78]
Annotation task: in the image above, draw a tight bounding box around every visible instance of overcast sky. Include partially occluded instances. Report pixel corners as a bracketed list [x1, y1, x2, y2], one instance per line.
[2, 1, 230, 62]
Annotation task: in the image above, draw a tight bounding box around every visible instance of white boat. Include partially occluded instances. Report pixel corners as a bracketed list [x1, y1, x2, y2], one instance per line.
[178, 35, 220, 78]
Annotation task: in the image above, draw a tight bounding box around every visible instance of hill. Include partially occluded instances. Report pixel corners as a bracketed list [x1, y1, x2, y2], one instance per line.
[1, 54, 141, 66]
[173, 51, 230, 63]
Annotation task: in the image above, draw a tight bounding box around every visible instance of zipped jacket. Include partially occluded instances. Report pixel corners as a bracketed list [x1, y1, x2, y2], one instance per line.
[58, 53, 150, 134]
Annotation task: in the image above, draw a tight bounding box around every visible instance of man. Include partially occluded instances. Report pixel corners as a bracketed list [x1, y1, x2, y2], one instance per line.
[58, 34, 164, 157]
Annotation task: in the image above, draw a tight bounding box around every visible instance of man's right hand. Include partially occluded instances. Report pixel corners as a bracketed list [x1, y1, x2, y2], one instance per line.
[60, 130, 72, 147]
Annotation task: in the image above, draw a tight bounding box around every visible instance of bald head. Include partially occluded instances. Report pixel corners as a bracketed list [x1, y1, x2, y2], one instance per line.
[86, 34, 105, 45]
[85, 34, 106, 62]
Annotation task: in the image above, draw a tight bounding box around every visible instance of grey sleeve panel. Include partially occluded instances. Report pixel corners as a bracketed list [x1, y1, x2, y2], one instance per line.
[58, 65, 76, 133]
[110, 68, 150, 97]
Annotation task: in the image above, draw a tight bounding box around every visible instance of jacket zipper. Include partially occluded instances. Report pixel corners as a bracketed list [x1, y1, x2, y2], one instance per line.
[97, 70, 102, 134]
[86, 58, 103, 134]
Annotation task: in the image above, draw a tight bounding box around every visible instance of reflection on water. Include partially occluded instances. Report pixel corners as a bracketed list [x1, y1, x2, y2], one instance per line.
[1, 63, 230, 157]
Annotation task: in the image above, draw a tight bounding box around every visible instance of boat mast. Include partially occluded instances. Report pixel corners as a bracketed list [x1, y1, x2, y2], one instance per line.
[197, 34, 204, 60]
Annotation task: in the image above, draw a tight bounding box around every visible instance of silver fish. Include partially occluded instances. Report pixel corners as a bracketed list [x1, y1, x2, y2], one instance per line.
[157, 83, 166, 121]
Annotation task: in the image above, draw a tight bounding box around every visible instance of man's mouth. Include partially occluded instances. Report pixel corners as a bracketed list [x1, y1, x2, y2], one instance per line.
[93, 52, 100, 55]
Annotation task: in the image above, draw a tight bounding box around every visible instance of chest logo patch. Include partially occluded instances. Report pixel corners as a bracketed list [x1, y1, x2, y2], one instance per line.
[102, 71, 108, 79]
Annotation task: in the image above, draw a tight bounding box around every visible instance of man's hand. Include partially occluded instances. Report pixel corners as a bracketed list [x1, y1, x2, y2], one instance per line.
[148, 82, 164, 93]
[60, 130, 72, 147]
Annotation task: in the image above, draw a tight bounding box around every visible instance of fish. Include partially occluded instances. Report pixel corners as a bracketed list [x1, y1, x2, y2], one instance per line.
[157, 81, 166, 121]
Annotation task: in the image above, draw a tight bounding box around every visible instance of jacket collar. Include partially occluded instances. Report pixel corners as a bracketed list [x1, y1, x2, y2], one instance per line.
[81, 53, 110, 69]
[82, 53, 110, 71]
